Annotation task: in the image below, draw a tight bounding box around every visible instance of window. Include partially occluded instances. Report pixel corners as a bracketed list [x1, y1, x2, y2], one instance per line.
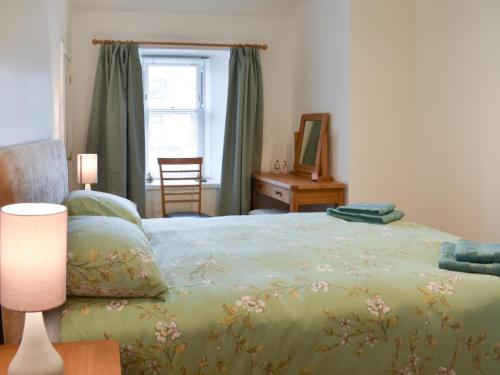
[143, 57, 205, 178]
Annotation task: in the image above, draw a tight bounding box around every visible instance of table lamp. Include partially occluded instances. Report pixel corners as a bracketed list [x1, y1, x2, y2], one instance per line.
[0, 203, 67, 375]
[77, 153, 98, 191]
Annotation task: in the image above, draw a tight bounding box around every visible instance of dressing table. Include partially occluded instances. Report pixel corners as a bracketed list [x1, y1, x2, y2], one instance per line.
[252, 113, 347, 212]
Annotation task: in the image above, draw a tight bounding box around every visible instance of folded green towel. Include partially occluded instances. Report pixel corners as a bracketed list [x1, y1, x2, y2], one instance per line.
[326, 207, 404, 224]
[337, 202, 396, 216]
[439, 242, 500, 277]
[455, 240, 500, 264]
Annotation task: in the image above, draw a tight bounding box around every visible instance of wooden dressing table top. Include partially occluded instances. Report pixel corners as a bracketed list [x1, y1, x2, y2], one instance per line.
[252, 173, 346, 190]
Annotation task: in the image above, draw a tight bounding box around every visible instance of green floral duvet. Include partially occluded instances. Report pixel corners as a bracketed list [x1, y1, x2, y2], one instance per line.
[60, 213, 500, 375]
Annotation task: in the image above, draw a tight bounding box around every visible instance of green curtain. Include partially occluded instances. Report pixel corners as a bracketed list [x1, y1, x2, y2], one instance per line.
[86, 44, 145, 216]
[219, 47, 264, 216]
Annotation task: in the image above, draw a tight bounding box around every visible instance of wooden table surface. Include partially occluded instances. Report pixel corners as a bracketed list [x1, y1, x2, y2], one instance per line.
[0, 340, 121, 375]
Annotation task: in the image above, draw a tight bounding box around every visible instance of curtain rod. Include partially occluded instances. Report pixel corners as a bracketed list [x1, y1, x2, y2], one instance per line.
[91, 38, 268, 50]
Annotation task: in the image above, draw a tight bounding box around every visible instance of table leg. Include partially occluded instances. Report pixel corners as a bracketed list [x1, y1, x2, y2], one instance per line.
[251, 184, 258, 210]
[339, 189, 346, 206]
[290, 192, 299, 212]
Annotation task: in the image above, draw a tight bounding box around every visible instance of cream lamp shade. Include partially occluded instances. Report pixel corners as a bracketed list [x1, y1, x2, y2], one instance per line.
[0, 203, 67, 312]
[0, 203, 67, 375]
[77, 153, 98, 186]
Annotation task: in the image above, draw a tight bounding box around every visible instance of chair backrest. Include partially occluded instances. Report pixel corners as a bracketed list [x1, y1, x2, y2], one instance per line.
[158, 157, 203, 217]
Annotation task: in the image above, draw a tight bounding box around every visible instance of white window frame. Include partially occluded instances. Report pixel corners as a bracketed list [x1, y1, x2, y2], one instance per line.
[142, 57, 206, 179]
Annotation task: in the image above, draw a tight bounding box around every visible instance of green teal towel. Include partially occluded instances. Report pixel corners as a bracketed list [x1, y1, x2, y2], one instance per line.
[439, 242, 500, 277]
[455, 240, 500, 264]
[326, 207, 404, 224]
[337, 202, 396, 216]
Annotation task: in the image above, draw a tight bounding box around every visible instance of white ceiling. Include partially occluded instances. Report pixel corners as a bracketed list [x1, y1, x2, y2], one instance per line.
[71, 0, 307, 17]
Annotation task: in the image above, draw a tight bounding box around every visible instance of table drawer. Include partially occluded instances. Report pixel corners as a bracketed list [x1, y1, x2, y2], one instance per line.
[255, 181, 290, 204]
[296, 189, 340, 205]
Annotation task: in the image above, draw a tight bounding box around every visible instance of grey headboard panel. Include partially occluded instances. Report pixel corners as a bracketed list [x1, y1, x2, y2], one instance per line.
[0, 139, 68, 344]
[0, 139, 68, 207]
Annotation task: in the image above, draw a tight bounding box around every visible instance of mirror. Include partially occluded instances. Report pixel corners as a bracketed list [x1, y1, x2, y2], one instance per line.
[299, 120, 322, 166]
[293, 113, 331, 180]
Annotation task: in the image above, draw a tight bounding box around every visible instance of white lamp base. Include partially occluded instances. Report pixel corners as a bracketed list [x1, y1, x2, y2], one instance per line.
[8, 312, 64, 375]
[84, 184, 92, 191]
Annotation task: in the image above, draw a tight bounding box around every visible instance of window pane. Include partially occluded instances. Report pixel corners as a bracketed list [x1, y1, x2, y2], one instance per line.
[148, 64, 198, 109]
[147, 112, 199, 175]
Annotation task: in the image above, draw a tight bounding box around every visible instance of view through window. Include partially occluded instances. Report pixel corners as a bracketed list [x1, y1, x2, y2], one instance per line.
[143, 58, 205, 178]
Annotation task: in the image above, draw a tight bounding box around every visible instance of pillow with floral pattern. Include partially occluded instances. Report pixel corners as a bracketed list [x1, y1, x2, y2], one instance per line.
[63, 190, 143, 227]
[67, 216, 167, 299]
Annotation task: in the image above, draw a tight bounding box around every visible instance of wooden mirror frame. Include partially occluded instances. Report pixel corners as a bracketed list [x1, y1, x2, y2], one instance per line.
[293, 113, 331, 180]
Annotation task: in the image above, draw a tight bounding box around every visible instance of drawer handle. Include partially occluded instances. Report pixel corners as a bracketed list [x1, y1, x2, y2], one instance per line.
[275, 191, 282, 197]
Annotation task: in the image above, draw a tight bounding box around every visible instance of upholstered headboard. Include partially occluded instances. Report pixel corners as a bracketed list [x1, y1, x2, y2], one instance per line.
[0, 139, 68, 207]
[0, 139, 68, 343]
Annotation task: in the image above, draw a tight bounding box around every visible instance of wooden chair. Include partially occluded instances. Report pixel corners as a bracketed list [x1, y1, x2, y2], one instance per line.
[158, 157, 211, 218]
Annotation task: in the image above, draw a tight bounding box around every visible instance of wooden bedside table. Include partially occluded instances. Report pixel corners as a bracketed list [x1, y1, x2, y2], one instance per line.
[0, 340, 121, 374]
[252, 173, 347, 212]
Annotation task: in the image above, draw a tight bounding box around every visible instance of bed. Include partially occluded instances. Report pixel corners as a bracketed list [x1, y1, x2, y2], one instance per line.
[1, 140, 499, 374]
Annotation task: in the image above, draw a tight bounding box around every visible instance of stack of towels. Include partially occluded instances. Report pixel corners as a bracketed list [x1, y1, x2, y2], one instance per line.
[326, 203, 405, 224]
[439, 240, 500, 277]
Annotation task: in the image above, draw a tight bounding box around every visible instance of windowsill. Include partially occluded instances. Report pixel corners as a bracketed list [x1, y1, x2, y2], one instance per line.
[145, 179, 220, 191]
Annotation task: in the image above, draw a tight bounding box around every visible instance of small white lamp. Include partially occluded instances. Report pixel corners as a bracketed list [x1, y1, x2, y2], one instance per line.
[0, 203, 67, 375]
[77, 153, 98, 191]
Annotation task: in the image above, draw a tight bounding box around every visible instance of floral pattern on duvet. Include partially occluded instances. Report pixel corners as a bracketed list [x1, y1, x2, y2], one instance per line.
[60, 213, 500, 375]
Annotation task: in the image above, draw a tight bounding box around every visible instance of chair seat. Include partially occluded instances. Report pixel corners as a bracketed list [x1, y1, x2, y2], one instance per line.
[248, 209, 288, 215]
[165, 211, 211, 218]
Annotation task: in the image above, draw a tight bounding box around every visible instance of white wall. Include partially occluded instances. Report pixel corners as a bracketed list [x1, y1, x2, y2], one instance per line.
[290, 0, 416, 223]
[0, 0, 70, 148]
[291, 0, 350, 184]
[70, 10, 293, 185]
[346, 0, 500, 240]
[349, 0, 417, 218]
[204, 51, 230, 182]
[414, 0, 500, 240]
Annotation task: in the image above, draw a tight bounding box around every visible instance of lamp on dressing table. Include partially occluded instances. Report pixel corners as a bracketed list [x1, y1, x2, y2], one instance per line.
[252, 113, 347, 212]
